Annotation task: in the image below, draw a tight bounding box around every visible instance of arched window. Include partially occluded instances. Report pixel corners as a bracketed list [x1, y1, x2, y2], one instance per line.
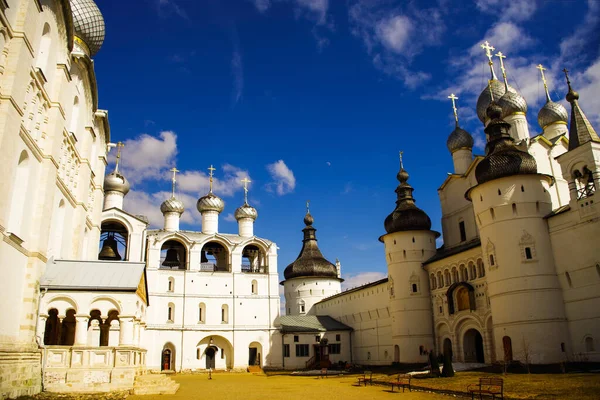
[299, 300, 306, 314]
[201, 242, 229, 272]
[456, 287, 470, 311]
[436, 271, 442, 288]
[444, 270, 451, 287]
[70, 96, 80, 134]
[469, 262, 477, 280]
[161, 240, 187, 269]
[99, 221, 128, 261]
[477, 259, 485, 278]
[167, 277, 174, 292]
[198, 303, 206, 323]
[167, 303, 174, 322]
[221, 304, 229, 323]
[430, 273, 436, 290]
[242, 244, 267, 273]
[251, 280, 258, 295]
[36, 23, 51, 73]
[7, 151, 30, 236]
[489, 254, 495, 267]
[44, 309, 60, 345]
[585, 337, 595, 352]
[459, 264, 468, 282]
[452, 267, 459, 283]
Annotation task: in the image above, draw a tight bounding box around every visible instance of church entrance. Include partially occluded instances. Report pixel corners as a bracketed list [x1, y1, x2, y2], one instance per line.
[162, 349, 172, 371]
[463, 329, 484, 363]
[502, 336, 513, 362]
[248, 347, 258, 366]
[206, 347, 216, 369]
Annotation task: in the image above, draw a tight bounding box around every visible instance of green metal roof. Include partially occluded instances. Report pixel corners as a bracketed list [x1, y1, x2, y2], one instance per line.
[279, 315, 352, 333]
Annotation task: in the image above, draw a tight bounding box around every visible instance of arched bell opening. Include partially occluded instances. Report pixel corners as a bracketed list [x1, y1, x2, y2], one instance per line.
[241, 244, 268, 273]
[160, 240, 187, 270]
[200, 242, 229, 272]
[98, 221, 128, 261]
[446, 282, 476, 315]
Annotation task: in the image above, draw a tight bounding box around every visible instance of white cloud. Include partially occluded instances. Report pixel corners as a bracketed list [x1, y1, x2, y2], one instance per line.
[224, 213, 236, 222]
[231, 50, 244, 105]
[123, 190, 166, 228]
[295, 0, 329, 25]
[178, 164, 251, 197]
[252, 0, 271, 13]
[475, 0, 537, 22]
[266, 160, 296, 195]
[156, 0, 188, 20]
[114, 131, 178, 183]
[342, 271, 386, 291]
[468, 23, 534, 57]
[573, 59, 600, 126]
[375, 15, 413, 54]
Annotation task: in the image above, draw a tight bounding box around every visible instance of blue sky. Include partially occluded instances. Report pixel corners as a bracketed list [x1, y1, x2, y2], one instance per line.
[95, 0, 600, 290]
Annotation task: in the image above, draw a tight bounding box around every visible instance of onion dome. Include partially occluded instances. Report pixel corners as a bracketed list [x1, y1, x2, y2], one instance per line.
[196, 192, 225, 214]
[447, 126, 474, 153]
[476, 80, 517, 123]
[234, 203, 258, 221]
[384, 167, 432, 234]
[70, 0, 105, 57]
[497, 90, 527, 118]
[283, 210, 339, 280]
[161, 197, 185, 215]
[103, 170, 130, 195]
[538, 100, 568, 129]
[564, 73, 600, 150]
[475, 102, 537, 185]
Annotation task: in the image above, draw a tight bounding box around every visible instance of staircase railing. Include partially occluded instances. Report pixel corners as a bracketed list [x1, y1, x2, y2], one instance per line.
[305, 355, 317, 369]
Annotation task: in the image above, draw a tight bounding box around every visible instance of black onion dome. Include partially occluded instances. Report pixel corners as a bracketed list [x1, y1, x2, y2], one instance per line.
[447, 126, 474, 153]
[283, 211, 339, 280]
[475, 102, 537, 185]
[384, 168, 432, 234]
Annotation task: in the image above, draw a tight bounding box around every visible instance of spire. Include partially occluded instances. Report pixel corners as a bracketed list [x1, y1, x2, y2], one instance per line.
[448, 93, 460, 127]
[563, 68, 600, 150]
[537, 64, 552, 102]
[208, 164, 216, 193]
[495, 51, 508, 90]
[170, 167, 179, 198]
[481, 41, 498, 80]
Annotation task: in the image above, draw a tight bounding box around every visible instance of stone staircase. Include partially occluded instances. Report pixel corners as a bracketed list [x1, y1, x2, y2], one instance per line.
[247, 365, 263, 374]
[132, 373, 180, 395]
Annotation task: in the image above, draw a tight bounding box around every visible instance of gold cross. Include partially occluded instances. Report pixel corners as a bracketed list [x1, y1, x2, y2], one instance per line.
[448, 93, 459, 126]
[399, 151, 404, 169]
[208, 165, 216, 192]
[495, 51, 508, 84]
[115, 141, 124, 172]
[170, 167, 179, 197]
[536, 64, 551, 101]
[241, 177, 251, 204]
[481, 41, 498, 80]
[306, 200, 310, 213]
[563, 68, 573, 91]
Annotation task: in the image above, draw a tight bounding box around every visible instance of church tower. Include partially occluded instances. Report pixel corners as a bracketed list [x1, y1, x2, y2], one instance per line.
[467, 100, 569, 364]
[282, 205, 342, 316]
[196, 165, 225, 234]
[103, 142, 130, 210]
[234, 178, 258, 237]
[446, 94, 474, 175]
[160, 168, 185, 232]
[380, 155, 438, 363]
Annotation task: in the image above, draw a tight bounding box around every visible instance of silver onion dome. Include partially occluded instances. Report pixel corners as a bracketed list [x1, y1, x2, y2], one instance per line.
[104, 171, 130, 195]
[161, 197, 185, 215]
[234, 203, 258, 221]
[498, 90, 528, 118]
[476, 80, 517, 123]
[538, 101, 568, 129]
[196, 192, 225, 214]
[70, 0, 105, 57]
[447, 126, 474, 153]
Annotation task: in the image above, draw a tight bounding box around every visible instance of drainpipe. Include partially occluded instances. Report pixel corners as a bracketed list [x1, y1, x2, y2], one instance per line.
[35, 287, 48, 391]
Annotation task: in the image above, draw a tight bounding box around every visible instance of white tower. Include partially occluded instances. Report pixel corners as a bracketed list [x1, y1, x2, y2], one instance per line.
[235, 177, 257, 237]
[282, 204, 343, 316]
[380, 153, 437, 363]
[103, 141, 130, 210]
[467, 101, 569, 364]
[446, 94, 474, 175]
[160, 167, 185, 232]
[196, 165, 224, 234]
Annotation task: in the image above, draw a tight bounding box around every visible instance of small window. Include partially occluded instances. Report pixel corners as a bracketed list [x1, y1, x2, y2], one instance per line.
[561, 342, 566, 352]
[294, 335, 299, 343]
[419, 345, 424, 355]
[300, 304, 305, 313]
[412, 283, 418, 293]
[565, 272, 573, 288]
[335, 334, 341, 341]
[283, 344, 290, 357]
[489, 254, 495, 266]
[521, 185, 525, 192]
[585, 337, 595, 352]
[439, 306, 443, 314]
[295, 344, 309, 357]
[221, 304, 229, 323]
[167, 304, 173, 322]
[490, 208, 495, 220]
[329, 343, 341, 354]
[288, 308, 291, 314]
[412, 237, 415, 243]
[459, 221, 466, 242]
[251, 280, 258, 294]
[315, 335, 320, 343]
[197, 349, 200, 359]
[199, 307, 203, 322]
[512, 203, 517, 216]
[525, 247, 532, 260]
[498, 189, 501, 195]
[221, 349, 225, 359]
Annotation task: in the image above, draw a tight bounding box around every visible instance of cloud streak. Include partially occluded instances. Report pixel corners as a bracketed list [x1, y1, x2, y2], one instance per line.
[266, 160, 296, 195]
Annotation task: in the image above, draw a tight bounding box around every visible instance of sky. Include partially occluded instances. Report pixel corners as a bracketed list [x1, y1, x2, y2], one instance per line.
[93, 0, 600, 295]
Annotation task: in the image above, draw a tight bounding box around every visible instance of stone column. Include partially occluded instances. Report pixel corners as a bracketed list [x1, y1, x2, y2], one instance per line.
[109, 320, 120, 346]
[90, 319, 101, 346]
[119, 316, 134, 346]
[74, 314, 90, 345]
[37, 314, 48, 344]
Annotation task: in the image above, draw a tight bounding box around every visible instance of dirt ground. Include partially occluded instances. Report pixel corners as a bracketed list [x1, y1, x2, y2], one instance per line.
[128, 373, 445, 400]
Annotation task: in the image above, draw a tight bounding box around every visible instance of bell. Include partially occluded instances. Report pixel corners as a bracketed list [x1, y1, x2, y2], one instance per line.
[98, 235, 121, 260]
[162, 248, 181, 267]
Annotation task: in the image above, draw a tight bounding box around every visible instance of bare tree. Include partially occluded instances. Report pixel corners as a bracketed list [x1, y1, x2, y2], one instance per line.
[521, 336, 532, 374]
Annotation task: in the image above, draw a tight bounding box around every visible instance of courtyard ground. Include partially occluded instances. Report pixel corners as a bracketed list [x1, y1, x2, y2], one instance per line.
[126, 371, 600, 400]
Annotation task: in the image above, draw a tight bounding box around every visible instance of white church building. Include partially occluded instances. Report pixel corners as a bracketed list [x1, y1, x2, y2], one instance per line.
[0, 0, 599, 398]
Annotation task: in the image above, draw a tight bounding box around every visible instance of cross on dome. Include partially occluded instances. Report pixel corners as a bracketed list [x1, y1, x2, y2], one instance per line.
[448, 93, 459, 126]
[241, 177, 251, 204]
[208, 165, 216, 192]
[480, 41, 498, 80]
[399, 151, 404, 169]
[495, 51, 509, 88]
[170, 167, 179, 198]
[536, 64, 551, 102]
[114, 141, 124, 172]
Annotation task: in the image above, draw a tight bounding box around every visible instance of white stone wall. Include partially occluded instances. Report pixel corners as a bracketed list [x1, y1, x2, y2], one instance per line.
[528, 138, 570, 209]
[0, 2, 108, 397]
[283, 277, 342, 316]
